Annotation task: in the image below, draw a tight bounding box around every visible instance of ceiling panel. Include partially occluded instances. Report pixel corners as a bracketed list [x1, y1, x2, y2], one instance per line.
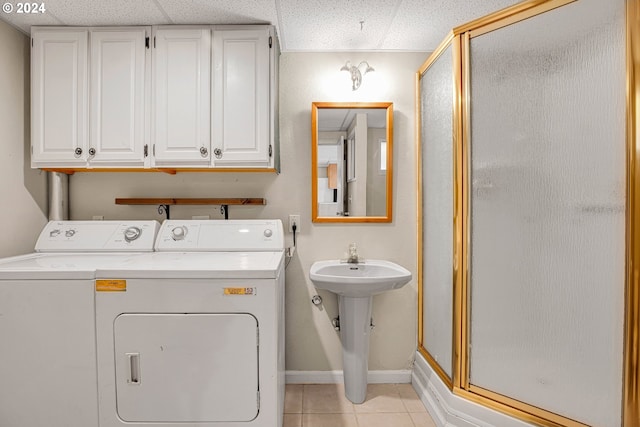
[38, 0, 170, 26]
[381, 0, 523, 50]
[0, 0, 546, 52]
[0, 10, 61, 33]
[277, 0, 403, 51]
[155, 0, 278, 26]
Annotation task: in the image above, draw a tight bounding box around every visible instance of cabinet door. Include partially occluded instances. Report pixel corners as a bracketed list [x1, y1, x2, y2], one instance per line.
[212, 27, 271, 167]
[89, 28, 148, 167]
[152, 27, 211, 166]
[31, 29, 88, 167]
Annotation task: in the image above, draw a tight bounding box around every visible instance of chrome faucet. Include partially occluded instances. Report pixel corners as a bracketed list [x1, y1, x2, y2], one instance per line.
[347, 242, 359, 263]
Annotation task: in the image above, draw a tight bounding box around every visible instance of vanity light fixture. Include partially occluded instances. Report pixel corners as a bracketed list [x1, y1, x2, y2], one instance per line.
[340, 61, 375, 91]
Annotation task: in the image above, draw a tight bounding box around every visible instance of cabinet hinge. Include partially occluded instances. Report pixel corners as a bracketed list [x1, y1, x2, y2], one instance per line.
[31, 38, 33, 47]
[268, 144, 273, 158]
[145, 37, 149, 49]
[269, 36, 272, 48]
[153, 36, 156, 48]
[144, 144, 148, 157]
[153, 145, 156, 156]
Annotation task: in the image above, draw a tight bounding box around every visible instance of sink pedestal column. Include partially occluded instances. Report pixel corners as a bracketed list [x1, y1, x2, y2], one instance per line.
[338, 295, 373, 404]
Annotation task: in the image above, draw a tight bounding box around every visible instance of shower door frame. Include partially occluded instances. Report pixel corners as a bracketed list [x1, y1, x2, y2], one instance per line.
[416, 0, 640, 426]
[416, 30, 462, 391]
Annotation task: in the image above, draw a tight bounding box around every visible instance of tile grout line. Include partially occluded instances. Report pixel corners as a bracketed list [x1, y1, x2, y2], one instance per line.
[291, 383, 431, 427]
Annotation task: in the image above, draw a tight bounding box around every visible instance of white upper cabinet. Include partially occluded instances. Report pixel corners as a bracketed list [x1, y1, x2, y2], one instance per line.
[31, 29, 88, 167]
[212, 27, 272, 168]
[89, 28, 149, 167]
[152, 27, 211, 167]
[31, 25, 278, 171]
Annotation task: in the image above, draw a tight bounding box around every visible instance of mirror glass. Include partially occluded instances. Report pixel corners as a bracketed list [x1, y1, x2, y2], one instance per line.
[312, 102, 393, 223]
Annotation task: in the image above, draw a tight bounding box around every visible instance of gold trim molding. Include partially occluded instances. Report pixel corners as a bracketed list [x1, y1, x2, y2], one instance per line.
[418, 346, 453, 390]
[451, 34, 464, 390]
[457, 0, 576, 39]
[459, 31, 471, 391]
[416, 70, 424, 351]
[310, 101, 393, 223]
[625, 0, 640, 425]
[417, 32, 453, 76]
[457, 387, 589, 427]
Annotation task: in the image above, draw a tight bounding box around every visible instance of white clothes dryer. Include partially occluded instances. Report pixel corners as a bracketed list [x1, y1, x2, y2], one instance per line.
[0, 220, 159, 427]
[95, 219, 285, 427]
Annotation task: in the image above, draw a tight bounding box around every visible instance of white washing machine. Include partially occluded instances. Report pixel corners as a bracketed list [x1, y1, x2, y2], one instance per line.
[0, 220, 159, 427]
[95, 219, 285, 427]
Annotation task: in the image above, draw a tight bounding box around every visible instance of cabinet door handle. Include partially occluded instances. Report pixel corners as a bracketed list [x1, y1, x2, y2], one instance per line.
[88, 147, 96, 156]
[126, 353, 141, 385]
[74, 147, 83, 157]
[200, 147, 208, 157]
[213, 148, 222, 159]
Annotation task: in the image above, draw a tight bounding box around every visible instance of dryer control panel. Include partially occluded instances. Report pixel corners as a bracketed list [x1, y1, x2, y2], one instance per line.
[155, 220, 284, 252]
[35, 221, 160, 252]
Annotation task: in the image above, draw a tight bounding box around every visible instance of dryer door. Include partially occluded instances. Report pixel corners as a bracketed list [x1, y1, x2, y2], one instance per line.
[114, 313, 259, 422]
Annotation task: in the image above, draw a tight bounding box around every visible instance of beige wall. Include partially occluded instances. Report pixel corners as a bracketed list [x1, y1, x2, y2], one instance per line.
[69, 51, 426, 371]
[0, 20, 47, 257]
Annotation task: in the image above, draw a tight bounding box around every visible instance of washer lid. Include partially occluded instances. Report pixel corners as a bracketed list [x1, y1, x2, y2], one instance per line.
[0, 252, 149, 280]
[35, 221, 160, 252]
[96, 251, 284, 279]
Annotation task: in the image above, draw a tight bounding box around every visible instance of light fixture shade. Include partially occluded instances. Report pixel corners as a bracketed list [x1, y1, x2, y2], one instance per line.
[341, 60, 374, 91]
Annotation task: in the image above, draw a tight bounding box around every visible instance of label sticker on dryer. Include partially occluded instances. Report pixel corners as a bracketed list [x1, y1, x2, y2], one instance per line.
[223, 287, 256, 296]
[96, 279, 127, 292]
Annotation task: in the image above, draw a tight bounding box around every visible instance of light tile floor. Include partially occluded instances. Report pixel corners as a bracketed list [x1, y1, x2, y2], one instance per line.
[284, 383, 437, 427]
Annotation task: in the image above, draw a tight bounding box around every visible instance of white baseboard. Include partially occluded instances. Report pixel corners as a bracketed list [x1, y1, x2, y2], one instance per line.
[285, 370, 412, 384]
[411, 352, 534, 427]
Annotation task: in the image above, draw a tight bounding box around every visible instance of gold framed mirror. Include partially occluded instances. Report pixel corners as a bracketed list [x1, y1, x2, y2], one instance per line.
[311, 102, 393, 223]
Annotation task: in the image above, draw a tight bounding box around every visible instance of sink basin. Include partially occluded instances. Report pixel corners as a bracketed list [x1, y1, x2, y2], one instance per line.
[309, 259, 412, 297]
[309, 258, 412, 404]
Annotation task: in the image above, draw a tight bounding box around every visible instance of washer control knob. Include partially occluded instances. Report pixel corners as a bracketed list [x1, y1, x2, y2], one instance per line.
[171, 226, 187, 241]
[65, 229, 76, 237]
[264, 229, 273, 238]
[124, 226, 142, 242]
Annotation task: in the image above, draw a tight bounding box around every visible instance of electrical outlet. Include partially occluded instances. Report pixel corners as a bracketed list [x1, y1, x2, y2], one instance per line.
[288, 214, 300, 233]
[92, 215, 104, 220]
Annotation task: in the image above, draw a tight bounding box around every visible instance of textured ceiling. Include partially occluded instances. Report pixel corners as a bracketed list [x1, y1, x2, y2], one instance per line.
[0, 0, 524, 52]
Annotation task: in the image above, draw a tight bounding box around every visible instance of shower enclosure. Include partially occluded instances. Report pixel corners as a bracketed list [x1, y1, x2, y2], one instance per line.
[417, 0, 639, 426]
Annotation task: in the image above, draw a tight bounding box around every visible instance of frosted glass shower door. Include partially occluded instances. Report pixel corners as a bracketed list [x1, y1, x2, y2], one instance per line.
[419, 44, 454, 380]
[467, 0, 626, 426]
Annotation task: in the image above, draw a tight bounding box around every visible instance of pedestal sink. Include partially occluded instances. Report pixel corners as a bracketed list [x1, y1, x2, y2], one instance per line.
[309, 259, 412, 404]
